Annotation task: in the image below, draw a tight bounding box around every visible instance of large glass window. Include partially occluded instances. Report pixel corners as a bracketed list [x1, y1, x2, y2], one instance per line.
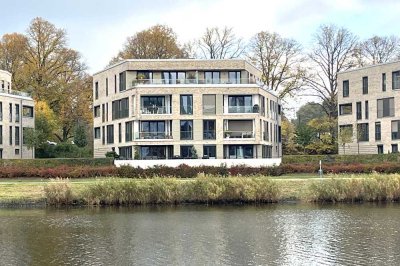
[377, 145, 384, 154]
[180, 95, 193, 115]
[15, 104, 20, 123]
[141, 96, 166, 114]
[107, 125, 114, 144]
[377, 97, 394, 118]
[228, 95, 253, 113]
[140, 146, 166, 159]
[339, 103, 352, 115]
[391, 120, 400, 140]
[202, 94, 216, 115]
[375, 122, 381, 141]
[204, 72, 220, 84]
[95, 81, 98, 99]
[119, 146, 132, 159]
[357, 123, 369, 142]
[365, 101, 369, 119]
[94, 106, 100, 117]
[119, 71, 126, 91]
[203, 145, 216, 158]
[125, 121, 133, 141]
[22, 106, 34, 118]
[203, 120, 216, 139]
[180, 120, 193, 140]
[226, 145, 253, 159]
[140, 121, 166, 139]
[112, 98, 129, 120]
[163, 72, 186, 84]
[382, 73, 386, 91]
[392, 71, 400, 90]
[15, 126, 19, 146]
[180, 145, 193, 158]
[392, 144, 399, 153]
[356, 102, 362, 120]
[228, 71, 241, 84]
[362, 76, 368, 94]
[136, 71, 152, 84]
[343, 80, 349, 97]
[94, 127, 101, 139]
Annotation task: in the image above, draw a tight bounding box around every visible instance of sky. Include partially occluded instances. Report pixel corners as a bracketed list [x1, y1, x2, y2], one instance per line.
[1, 0, 400, 116]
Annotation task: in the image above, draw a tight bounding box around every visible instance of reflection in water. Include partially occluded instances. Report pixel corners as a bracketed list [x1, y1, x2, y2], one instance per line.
[0, 204, 400, 265]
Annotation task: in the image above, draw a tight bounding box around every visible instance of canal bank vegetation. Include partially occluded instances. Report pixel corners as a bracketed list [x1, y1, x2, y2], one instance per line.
[39, 174, 400, 206]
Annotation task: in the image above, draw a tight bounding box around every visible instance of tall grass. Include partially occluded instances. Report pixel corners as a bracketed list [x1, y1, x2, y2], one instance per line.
[308, 174, 400, 202]
[44, 178, 74, 205]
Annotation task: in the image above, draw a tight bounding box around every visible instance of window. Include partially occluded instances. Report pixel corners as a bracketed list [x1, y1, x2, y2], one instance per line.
[15, 149, 19, 155]
[95, 82, 99, 99]
[15, 104, 20, 123]
[377, 97, 394, 118]
[261, 96, 265, 116]
[343, 80, 349, 97]
[125, 121, 133, 142]
[136, 71, 152, 84]
[228, 71, 241, 84]
[382, 73, 386, 91]
[203, 120, 216, 140]
[119, 72, 126, 91]
[180, 120, 193, 140]
[203, 145, 216, 158]
[112, 98, 129, 120]
[102, 126, 105, 145]
[362, 76, 368, 94]
[0, 125, 2, 144]
[180, 145, 193, 158]
[106, 78, 108, 96]
[94, 127, 101, 139]
[392, 144, 399, 153]
[180, 95, 193, 115]
[226, 145, 253, 159]
[140, 146, 167, 159]
[228, 95, 253, 113]
[392, 121, 400, 140]
[375, 122, 381, 141]
[365, 101, 369, 119]
[377, 145, 384, 154]
[114, 75, 117, 93]
[357, 123, 369, 142]
[9, 126, 12, 145]
[119, 146, 132, 159]
[118, 123, 122, 143]
[163, 72, 185, 84]
[0, 102, 2, 121]
[22, 106, 34, 118]
[392, 71, 400, 90]
[356, 102, 362, 120]
[204, 71, 220, 84]
[94, 106, 101, 117]
[107, 125, 114, 144]
[9, 103, 12, 122]
[202, 94, 216, 115]
[278, 126, 282, 143]
[15, 126, 19, 145]
[141, 96, 166, 114]
[140, 121, 166, 139]
[339, 103, 352, 115]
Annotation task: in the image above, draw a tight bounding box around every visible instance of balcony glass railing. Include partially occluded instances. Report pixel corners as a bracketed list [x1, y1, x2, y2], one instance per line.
[180, 131, 193, 140]
[137, 132, 172, 139]
[228, 106, 260, 113]
[224, 131, 255, 139]
[132, 78, 258, 86]
[0, 88, 31, 98]
[203, 130, 216, 140]
[141, 106, 171, 114]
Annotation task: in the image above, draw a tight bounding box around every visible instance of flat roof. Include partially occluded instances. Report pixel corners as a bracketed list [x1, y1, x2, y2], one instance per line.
[338, 59, 400, 75]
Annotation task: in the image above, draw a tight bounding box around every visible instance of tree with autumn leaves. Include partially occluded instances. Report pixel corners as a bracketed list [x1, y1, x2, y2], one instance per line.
[0, 18, 92, 155]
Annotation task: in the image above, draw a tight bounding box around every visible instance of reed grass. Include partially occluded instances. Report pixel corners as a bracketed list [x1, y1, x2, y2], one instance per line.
[43, 178, 74, 205]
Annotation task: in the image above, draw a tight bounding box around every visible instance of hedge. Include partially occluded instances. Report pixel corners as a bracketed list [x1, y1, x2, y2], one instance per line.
[283, 154, 400, 164]
[0, 158, 114, 168]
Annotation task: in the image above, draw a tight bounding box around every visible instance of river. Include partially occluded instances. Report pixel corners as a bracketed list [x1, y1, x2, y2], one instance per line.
[0, 204, 399, 265]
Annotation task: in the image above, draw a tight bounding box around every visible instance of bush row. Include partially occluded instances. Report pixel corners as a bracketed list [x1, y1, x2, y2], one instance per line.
[283, 154, 400, 164]
[44, 177, 281, 205]
[0, 158, 114, 168]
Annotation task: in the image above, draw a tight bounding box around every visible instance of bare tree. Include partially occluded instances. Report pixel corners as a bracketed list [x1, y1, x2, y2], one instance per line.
[248, 31, 307, 98]
[356, 35, 400, 66]
[198, 26, 245, 59]
[305, 24, 358, 119]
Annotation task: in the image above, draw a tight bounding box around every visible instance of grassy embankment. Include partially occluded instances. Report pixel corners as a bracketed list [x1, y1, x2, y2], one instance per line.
[2, 173, 400, 206]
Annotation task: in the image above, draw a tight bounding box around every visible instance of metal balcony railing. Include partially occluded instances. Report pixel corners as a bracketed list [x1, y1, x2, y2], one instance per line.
[203, 130, 216, 140]
[228, 105, 260, 113]
[224, 131, 255, 139]
[180, 131, 193, 140]
[0, 88, 31, 98]
[137, 132, 172, 140]
[141, 106, 171, 114]
[132, 78, 258, 86]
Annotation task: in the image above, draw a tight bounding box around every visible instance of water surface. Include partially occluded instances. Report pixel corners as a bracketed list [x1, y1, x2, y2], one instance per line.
[0, 204, 399, 265]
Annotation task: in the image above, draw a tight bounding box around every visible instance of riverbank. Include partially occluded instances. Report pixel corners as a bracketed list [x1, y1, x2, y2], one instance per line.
[2, 173, 400, 207]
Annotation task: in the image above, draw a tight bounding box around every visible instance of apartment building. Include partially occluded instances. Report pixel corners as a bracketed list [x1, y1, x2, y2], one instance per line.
[0, 70, 35, 159]
[338, 60, 400, 154]
[93, 59, 282, 160]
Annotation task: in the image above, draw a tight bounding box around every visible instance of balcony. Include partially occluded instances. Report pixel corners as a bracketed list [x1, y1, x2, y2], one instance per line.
[228, 105, 259, 114]
[0, 88, 31, 98]
[224, 131, 255, 139]
[132, 78, 258, 86]
[141, 106, 171, 115]
[137, 132, 172, 140]
[203, 130, 216, 140]
[180, 131, 193, 140]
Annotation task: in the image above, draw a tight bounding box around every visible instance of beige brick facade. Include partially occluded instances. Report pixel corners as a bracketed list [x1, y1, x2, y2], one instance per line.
[0, 70, 35, 159]
[337, 60, 400, 154]
[93, 59, 282, 160]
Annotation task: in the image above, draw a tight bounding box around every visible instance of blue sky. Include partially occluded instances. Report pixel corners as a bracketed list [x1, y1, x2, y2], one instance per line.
[1, 0, 400, 74]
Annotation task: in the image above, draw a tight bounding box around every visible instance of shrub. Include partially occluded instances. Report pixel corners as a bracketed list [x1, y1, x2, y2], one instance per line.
[44, 178, 74, 205]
